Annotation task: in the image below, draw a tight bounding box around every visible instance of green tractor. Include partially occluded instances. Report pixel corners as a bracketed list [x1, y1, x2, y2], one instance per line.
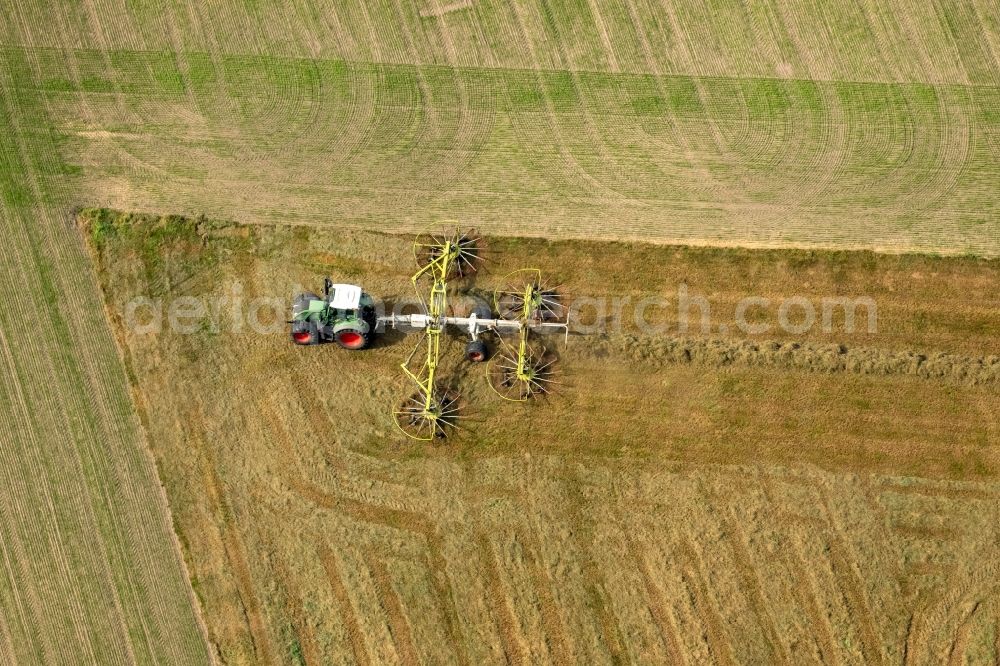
[289, 278, 377, 349]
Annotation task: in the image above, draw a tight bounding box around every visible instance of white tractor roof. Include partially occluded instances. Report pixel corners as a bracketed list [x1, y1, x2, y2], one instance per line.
[329, 283, 363, 309]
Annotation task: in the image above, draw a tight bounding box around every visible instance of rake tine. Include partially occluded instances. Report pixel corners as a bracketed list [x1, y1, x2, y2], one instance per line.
[535, 359, 557, 373]
[527, 377, 549, 393]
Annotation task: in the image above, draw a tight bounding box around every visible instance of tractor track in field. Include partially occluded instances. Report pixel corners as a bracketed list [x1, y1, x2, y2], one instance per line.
[947, 600, 981, 666]
[858, 477, 906, 582]
[274, 368, 349, 474]
[367, 554, 422, 666]
[622, 532, 688, 666]
[561, 473, 629, 664]
[910, 557, 1000, 663]
[257, 407, 474, 665]
[264, 411, 430, 539]
[503, 0, 644, 207]
[785, 536, 841, 666]
[475, 531, 528, 665]
[821, 510, 887, 666]
[516, 524, 574, 664]
[0, 322, 64, 664]
[718, 514, 790, 664]
[318, 544, 373, 666]
[621, 0, 746, 206]
[678, 538, 738, 666]
[273, 555, 323, 666]
[407, 0, 498, 192]
[184, 405, 277, 665]
[23, 42, 1000, 255]
[693, 476, 792, 664]
[419, 0, 474, 20]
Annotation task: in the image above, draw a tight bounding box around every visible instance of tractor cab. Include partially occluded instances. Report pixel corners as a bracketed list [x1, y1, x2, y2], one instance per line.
[328, 283, 363, 310]
[290, 278, 376, 349]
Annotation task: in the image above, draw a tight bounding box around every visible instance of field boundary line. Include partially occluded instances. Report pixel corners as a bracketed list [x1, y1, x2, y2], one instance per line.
[83, 212, 222, 664]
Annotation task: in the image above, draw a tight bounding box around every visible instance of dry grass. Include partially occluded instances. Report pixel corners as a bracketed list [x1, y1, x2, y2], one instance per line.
[85, 210, 1000, 665]
[2, 3, 999, 663]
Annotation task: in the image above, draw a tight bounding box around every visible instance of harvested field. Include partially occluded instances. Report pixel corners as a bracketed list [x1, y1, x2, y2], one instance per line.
[2, 0, 1000, 255]
[2, 2, 999, 663]
[84, 210, 1000, 664]
[0, 55, 210, 665]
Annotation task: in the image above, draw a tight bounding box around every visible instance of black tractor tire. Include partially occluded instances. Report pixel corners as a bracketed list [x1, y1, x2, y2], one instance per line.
[291, 320, 320, 346]
[465, 339, 488, 363]
[334, 327, 370, 350]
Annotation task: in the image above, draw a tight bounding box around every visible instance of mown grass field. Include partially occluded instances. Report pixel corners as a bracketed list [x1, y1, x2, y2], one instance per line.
[0, 34, 210, 666]
[84, 210, 1000, 665]
[1, 2, 999, 664]
[2, 1, 1000, 254]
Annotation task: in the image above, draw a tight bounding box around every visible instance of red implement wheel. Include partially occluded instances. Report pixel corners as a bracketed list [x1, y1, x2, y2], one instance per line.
[465, 339, 488, 362]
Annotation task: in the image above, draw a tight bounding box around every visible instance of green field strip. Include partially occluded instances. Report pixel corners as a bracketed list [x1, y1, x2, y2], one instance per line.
[4, 0, 1000, 85]
[3, 46, 995, 254]
[0, 49, 210, 665]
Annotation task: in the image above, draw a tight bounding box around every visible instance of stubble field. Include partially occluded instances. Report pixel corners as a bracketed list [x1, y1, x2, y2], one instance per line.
[1, 1, 999, 664]
[84, 210, 1000, 665]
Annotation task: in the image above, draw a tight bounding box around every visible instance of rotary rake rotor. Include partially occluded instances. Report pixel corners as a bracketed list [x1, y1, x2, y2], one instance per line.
[496, 269, 566, 323]
[489, 341, 558, 401]
[414, 228, 482, 279]
[394, 383, 462, 440]
[489, 269, 564, 401]
[390, 229, 473, 440]
[382, 230, 569, 440]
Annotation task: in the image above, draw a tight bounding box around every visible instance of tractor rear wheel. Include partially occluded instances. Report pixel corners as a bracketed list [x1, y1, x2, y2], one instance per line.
[334, 327, 369, 350]
[291, 320, 319, 345]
